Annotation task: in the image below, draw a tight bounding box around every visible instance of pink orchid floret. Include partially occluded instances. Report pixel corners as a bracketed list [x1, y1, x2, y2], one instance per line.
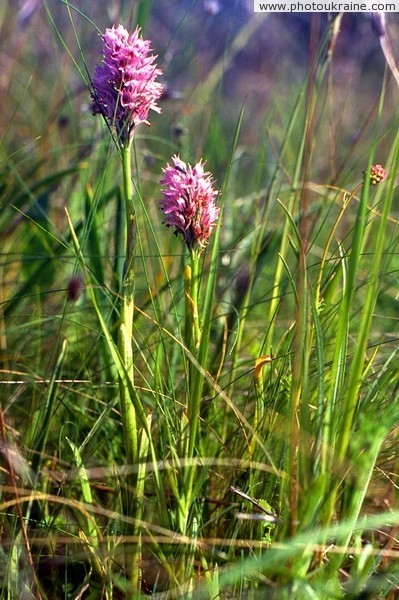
[91, 25, 163, 145]
[160, 155, 220, 252]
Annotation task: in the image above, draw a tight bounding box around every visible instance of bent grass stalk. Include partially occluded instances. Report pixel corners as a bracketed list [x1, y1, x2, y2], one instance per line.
[66, 205, 170, 591]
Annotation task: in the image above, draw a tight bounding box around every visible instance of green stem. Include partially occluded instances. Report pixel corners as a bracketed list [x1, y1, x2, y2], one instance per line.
[118, 143, 138, 463]
[184, 263, 193, 353]
[249, 357, 271, 463]
[181, 250, 202, 534]
[187, 249, 202, 458]
[189, 251, 201, 351]
[118, 142, 140, 590]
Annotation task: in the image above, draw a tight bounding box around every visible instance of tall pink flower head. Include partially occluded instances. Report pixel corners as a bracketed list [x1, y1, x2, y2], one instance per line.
[160, 155, 220, 253]
[91, 25, 163, 145]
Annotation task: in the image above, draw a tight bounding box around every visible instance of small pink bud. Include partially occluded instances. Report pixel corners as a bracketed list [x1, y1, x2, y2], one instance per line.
[364, 164, 387, 186]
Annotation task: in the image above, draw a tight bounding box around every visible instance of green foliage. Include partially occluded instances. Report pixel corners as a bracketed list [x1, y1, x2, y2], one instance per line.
[1, 2, 399, 598]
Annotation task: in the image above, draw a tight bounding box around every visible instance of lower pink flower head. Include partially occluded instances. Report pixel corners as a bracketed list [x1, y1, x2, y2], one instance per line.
[160, 155, 219, 252]
[91, 25, 163, 145]
[364, 164, 387, 186]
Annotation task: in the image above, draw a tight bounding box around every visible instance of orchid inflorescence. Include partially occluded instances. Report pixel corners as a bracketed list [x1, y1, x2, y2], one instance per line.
[160, 155, 220, 253]
[91, 27, 219, 251]
[91, 25, 163, 145]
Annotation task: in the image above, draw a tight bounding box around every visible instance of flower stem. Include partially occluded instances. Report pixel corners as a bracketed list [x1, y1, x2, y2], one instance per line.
[187, 250, 202, 452]
[189, 250, 201, 351]
[184, 264, 193, 353]
[118, 143, 141, 589]
[182, 250, 202, 532]
[118, 143, 138, 463]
